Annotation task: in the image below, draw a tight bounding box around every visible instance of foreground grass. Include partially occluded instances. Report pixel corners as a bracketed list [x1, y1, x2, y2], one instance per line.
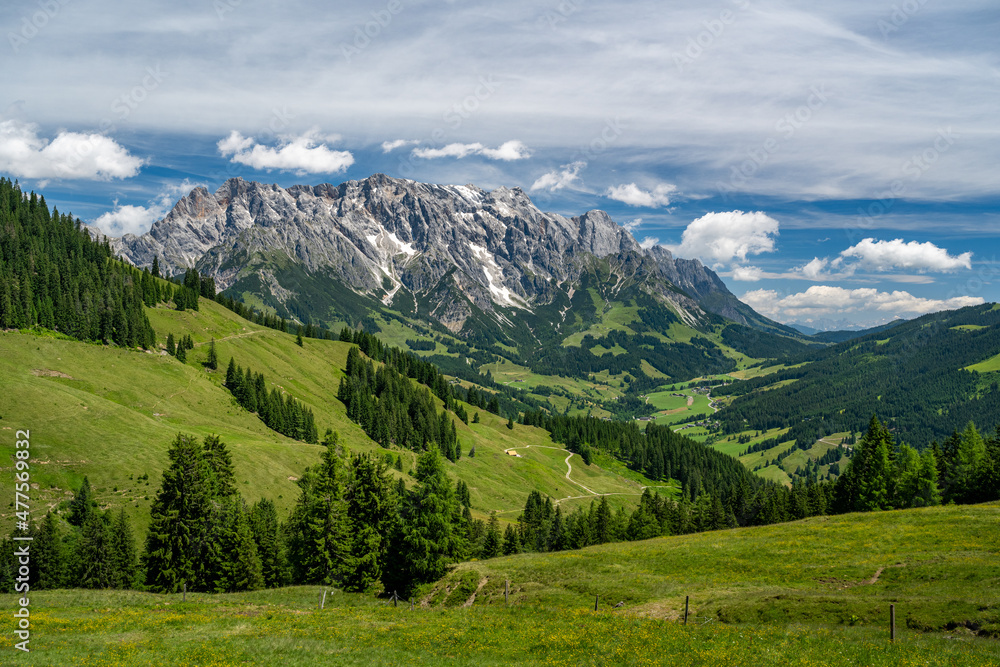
[434, 503, 1000, 638]
[0, 588, 996, 666]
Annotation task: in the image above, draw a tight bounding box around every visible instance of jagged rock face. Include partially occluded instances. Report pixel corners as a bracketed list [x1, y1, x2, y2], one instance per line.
[108, 174, 753, 331]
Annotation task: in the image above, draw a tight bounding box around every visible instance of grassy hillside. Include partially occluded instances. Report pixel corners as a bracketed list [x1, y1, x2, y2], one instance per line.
[1, 505, 996, 665]
[0, 298, 662, 535]
[429, 503, 1000, 638]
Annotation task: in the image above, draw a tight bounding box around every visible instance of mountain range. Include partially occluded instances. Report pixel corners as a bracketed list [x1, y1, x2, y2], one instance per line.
[98, 174, 792, 343]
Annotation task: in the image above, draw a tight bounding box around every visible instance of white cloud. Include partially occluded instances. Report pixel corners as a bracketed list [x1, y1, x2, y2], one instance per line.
[0, 119, 143, 181]
[839, 238, 973, 272]
[412, 140, 531, 161]
[639, 236, 659, 250]
[92, 179, 202, 237]
[741, 285, 984, 322]
[217, 128, 354, 175]
[666, 210, 779, 266]
[621, 217, 642, 232]
[217, 130, 254, 156]
[794, 256, 835, 280]
[481, 140, 532, 161]
[530, 161, 585, 192]
[731, 265, 765, 282]
[381, 139, 420, 153]
[605, 182, 676, 208]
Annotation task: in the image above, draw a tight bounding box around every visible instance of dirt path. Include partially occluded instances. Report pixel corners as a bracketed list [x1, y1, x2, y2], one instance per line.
[193, 330, 266, 347]
[498, 444, 678, 513]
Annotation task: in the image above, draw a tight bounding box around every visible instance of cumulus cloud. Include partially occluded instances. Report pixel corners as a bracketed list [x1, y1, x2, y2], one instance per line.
[666, 210, 779, 266]
[731, 265, 765, 282]
[741, 286, 984, 322]
[91, 179, 202, 237]
[839, 238, 973, 272]
[605, 182, 676, 208]
[530, 161, 585, 192]
[0, 119, 143, 181]
[639, 236, 660, 250]
[217, 128, 354, 175]
[621, 217, 642, 233]
[412, 140, 531, 161]
[381, 138, 420, 153]
[794, 257, 834, 280]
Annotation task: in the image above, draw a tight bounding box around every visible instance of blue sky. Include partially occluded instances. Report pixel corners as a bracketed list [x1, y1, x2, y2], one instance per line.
[2, 0, 998, 328]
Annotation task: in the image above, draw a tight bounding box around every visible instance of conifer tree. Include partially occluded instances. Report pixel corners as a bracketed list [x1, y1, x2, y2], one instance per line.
[342, 453, 398, 593]
[481, 513, 502, 559]
[67, 477, 97, 527]
[382, 447, 465, 595]
[249, 499, 286, 588]
[166, 333, 176, 356]
[143, 434, 215, 593]
[34, 512, 66, 589]
[77, 511, 114, 589]
[109, 508, 139, 589]
[202, 434, 237, 498]
[206, 338, 218, 370]
[176, 342, 187, 363]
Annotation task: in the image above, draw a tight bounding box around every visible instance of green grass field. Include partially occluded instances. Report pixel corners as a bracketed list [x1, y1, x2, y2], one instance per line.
[3, 504, 996, 666]
[967, 351, 1000, 373]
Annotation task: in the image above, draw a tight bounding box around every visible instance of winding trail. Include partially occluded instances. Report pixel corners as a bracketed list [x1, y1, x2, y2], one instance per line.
[497, 444, 676, 514]
[193, 330, 266, 347]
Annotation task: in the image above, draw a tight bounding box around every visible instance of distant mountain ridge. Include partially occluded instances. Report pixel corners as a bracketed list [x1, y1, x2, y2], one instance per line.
[102, 174, 794, 341]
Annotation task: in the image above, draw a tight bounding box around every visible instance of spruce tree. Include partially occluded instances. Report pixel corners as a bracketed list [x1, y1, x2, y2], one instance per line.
[202, 434, 237, 498]
[77, 511, 114, 589]
[481, 513, 502, 559]
[176, 342, 187, 363]
[34, 512, 66, 589]
[166, 333, 176, 356]
[382, 447, 465, 595]
[249, 499, 286, 588]
[67, 477, 97, 527]
[342, 454, 398, 593]
[143, 434, 215, 593]
[109, 508, 139, 589]
[284, 445, 350, 585]
[206, 338, 218, 370]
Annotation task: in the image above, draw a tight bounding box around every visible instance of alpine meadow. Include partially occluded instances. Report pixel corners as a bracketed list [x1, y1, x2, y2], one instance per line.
[2, 1, 1000, 665]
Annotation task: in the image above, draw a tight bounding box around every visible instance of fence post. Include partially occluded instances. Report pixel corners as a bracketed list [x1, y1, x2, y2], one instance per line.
[505, 579, 509, 605]
[393, 591, 398, 608]
[890, 604, 895, 642]
[182, 582, 186, 603]
[595, 595, 599, 612]
[684, 596, 689, 625]
[321, 590, 327, 610]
